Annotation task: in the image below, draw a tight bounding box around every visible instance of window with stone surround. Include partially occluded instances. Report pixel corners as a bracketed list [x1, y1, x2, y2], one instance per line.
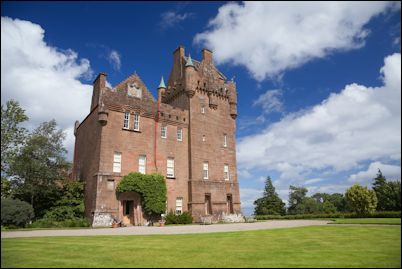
[133, 113, 140, 131]
[177, 127, 183, 141]
[138, 155, 146, 174]
[224, 164, 229, 181]
[113, 152, 121, 173]
[161, 125, 167, 138]
[176, 197, 183, 214]
[203, 162, 209, 180]
[223, 133, 227, 147]
[167, 158, 175, 178]
[123, 112, 130, 129]
[201, 105, 205, 114]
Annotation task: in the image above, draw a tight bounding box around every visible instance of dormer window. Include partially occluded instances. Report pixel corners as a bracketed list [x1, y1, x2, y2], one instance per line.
[127, 83, 142, 98]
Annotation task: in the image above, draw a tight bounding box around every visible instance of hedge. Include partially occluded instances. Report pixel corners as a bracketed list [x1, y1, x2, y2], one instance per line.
[28, 218, 90, 228]
[255, 211, 401, 220]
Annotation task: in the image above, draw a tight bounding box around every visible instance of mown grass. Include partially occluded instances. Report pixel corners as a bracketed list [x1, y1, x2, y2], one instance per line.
[1, 226, 400, 268]
[330, 218, 401, 225]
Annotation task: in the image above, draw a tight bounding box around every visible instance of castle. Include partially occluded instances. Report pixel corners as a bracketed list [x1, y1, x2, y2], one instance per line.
[72, 46, 241, 226]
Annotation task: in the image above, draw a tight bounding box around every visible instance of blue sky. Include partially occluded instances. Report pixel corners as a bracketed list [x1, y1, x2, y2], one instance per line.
[2, 1, 401, 215]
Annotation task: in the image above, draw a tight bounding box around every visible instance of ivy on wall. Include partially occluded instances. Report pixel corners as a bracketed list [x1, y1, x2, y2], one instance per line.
[116, 172, 167, 216]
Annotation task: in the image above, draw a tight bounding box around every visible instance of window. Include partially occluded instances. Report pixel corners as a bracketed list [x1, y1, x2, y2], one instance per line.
[202, 135, 206, 142]
[123, 112, 130, 129]
[177, 127, 183, 141]
[176, 197, 183, 214]
[167, 158, 175, 178]
[201, 105, 205, 114]
[223, 133, 227, 147]
[224, 164, 229, 181]
[133, 113, 140, 131]
[139, 155, 146, 174]
[161, 125, 167, 138]
[203, 162, 209, 180]
[113, 152, 121, 173]
[107, 179, 115, 191]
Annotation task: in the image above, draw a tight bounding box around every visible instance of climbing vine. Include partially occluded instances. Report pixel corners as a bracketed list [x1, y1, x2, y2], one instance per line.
[116, 172, 167, 217]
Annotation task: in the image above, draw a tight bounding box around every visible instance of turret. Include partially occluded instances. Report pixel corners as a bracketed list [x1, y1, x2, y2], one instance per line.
[157, 76, 166, 104]
[227, 80, 237, 119]
[184, 54, 197, 98]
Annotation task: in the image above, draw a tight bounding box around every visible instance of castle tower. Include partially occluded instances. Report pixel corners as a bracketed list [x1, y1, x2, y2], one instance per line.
[165, 46, 241, 221]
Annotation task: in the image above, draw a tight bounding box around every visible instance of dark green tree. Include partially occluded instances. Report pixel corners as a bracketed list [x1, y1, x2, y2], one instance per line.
[254, 176, 285, 215]
[43, 180, 85, 221]
[293, 197, 319, 214]
[288, 185, 308, 214]
[10, 120, 69, 217]
[372, 169, 388, 211]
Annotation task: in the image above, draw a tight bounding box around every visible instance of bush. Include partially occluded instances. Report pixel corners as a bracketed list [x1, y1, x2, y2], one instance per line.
[117, 172, 167, 217]
[165, 211, 193, 224]
[1, 198, 34, 227]
[29, 218, 90, 228]
[254, 211, 401, 220]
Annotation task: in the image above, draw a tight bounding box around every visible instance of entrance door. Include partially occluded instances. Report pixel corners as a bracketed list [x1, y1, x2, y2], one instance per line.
[227, 194, 234, 214]
[123, 200, 134, 224]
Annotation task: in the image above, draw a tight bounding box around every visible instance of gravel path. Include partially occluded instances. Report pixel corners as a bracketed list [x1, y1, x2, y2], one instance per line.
[1, 220, 330, 238]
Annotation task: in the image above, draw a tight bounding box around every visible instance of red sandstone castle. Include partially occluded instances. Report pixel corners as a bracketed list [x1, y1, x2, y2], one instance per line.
[73, 46, 242, 226]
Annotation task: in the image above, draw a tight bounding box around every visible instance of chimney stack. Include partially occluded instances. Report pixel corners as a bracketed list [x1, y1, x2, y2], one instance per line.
[91, 72, 107, 111]
[202, 48, 213, 64]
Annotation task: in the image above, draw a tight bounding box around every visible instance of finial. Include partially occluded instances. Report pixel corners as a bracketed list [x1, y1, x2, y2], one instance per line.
[186, 54, 194, 67]
[158, 76, 166, 89]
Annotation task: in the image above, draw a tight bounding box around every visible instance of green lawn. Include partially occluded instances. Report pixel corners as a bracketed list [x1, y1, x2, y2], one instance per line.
[331, 218, 401, 225]
[1, 226, 400, 268]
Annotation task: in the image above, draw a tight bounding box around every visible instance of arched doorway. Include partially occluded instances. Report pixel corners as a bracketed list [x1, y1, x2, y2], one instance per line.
[118, 191, 144, 226]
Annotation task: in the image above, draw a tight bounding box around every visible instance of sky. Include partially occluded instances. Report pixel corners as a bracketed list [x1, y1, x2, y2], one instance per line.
[1, 1, 401, 216]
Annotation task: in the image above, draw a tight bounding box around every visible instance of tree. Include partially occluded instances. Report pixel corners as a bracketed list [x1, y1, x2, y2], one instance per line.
[288, 185, 308, 214]
[372, 169, 388, 211]
[327, 193, 348, 212]
[43, 180, 85, 221]
[1, 100, 29, 176]
[254, 176, 285, 215]
[1, 177, 12, 199]
[10, 120, 69, 217]
[383, 180, 401, 211]
[294, 197, 319, 214]
[345, 184, 377, 215]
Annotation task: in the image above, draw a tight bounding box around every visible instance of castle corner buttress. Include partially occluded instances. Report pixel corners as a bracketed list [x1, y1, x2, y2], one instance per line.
[72, 46, 242, 226]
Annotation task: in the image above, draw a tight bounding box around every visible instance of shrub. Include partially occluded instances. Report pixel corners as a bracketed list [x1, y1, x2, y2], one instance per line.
[117, 172, 167, 217]
[1, 198, 34, 227]
[165, 211, 193, 224]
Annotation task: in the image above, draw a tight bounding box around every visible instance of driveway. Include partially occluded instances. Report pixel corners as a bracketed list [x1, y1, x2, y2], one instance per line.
[1, 220, 330, 238]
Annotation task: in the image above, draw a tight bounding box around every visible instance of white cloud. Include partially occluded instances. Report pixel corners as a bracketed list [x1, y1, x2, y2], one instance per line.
[237, 53, 401, 184]
[305, 178, 324, 185]
[240, 188, 263, 214]
[253, 89, 283, 114]
[1, 16, 93, 161]
[194, 1, 398, 81]
[108, 50, 121, 71]
[160, 11, 192, 29]
[348, 161, 401, 185]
